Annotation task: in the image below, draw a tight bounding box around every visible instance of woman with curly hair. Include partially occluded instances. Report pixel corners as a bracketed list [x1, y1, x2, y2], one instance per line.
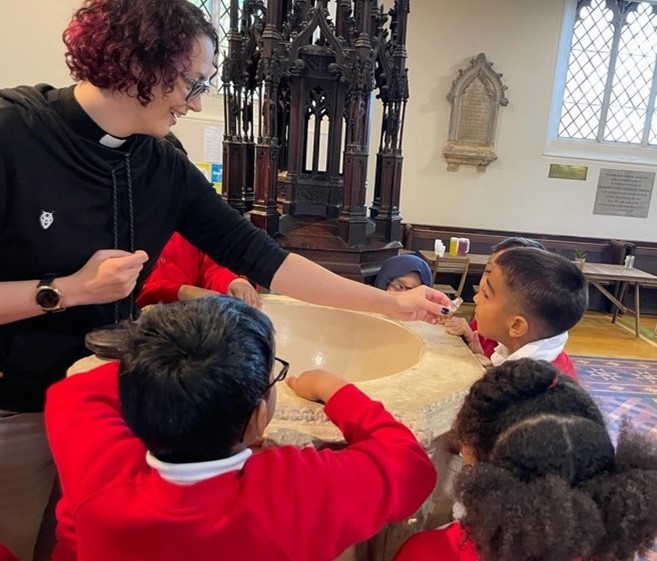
[0, 1, 450, 558]
[393, 358, 657, 561]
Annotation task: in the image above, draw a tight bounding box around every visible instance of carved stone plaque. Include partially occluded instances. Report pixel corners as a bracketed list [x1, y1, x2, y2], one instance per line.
[443, 53, 508, 172]
[458, 80, 491, 144]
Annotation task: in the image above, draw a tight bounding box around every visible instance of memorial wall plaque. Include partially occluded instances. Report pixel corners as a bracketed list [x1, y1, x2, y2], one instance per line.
[443, 53, 508, 172]
[458, 80, 491, 144]
[548, 164, 588, 181]
[593, 168, 654, 218]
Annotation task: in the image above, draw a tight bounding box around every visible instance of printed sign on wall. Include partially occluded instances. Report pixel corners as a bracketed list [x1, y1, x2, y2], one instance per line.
[593, 168, 655, 218]
[203, 126, 223, 163]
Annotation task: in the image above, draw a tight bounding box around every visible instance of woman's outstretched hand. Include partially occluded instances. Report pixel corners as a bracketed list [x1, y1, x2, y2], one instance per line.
[386, 285, 453, 324]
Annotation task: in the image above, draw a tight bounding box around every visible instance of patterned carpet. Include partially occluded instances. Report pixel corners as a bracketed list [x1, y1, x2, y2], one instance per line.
[574, 356, 657, 441]
[573, 356, 657, 561]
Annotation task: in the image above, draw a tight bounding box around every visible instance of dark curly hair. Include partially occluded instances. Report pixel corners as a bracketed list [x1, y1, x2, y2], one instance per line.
[63, 0, 218, 105]
[494, 247, 588, 338]
[452, 359, 657, 561]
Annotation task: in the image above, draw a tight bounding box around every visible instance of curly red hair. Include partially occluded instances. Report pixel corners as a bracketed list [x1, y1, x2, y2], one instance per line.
[63, 0, 218, 105]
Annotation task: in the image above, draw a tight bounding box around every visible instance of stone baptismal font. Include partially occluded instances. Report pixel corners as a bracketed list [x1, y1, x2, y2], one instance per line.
[262, 296, 483, 561]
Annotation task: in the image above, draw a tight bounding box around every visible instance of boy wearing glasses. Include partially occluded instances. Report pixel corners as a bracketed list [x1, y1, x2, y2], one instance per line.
[44, 296, 436, 561]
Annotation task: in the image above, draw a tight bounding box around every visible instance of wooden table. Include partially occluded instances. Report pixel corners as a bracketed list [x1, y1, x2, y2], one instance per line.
[418, 250, 489, 297]
[418, 250, 490, 271]
[419, 251, 657, 338]
[580, 262, 657, 337]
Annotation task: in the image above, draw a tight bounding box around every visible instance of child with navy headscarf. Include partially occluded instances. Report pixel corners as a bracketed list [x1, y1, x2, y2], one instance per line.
[375, 255, 433, 292]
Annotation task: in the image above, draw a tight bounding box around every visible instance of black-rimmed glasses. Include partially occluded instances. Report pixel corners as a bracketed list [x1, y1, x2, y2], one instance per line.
[239, 356, 289, 442]
[181, 74, 210, 102]
[387, 281, 421, 292]
[265, 357, 289, 393]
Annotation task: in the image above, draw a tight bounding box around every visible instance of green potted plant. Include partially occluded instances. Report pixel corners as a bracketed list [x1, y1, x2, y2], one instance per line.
[574, 248, 587, 269]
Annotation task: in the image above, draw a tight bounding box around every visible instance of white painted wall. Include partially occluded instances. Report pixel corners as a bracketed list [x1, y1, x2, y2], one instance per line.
[403, 0, 656, 242]
[2, 0, 655, 241]
[0, 0, 75, 87]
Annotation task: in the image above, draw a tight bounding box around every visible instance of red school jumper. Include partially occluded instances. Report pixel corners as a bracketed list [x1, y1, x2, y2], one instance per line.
[468, 319, 497, 359]
[0, 544, 19, 561]
[392, 521, 478, 561]
[551, 351, 578, 381]
[45, 363, 437, 561]
[136, 232, 240, 306]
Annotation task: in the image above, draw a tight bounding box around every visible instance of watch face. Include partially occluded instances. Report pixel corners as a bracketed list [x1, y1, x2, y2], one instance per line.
[36, 287, 61, 310]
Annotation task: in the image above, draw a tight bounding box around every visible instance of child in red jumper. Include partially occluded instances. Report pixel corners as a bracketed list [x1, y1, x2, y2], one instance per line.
[464, 247, 584, 380]
[0, 544, 19, 561]
[136, 232, 261, 308]
[45, 296, 436, 561]
[136, 133, 260, 310]
[393, 358, 657, 561]
[442, 237, 546, 358]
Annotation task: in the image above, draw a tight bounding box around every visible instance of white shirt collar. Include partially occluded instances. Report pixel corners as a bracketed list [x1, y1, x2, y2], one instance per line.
[99, 133, 128, 148]
[491, 331, 569, 367]
[146, 448, 253, 485]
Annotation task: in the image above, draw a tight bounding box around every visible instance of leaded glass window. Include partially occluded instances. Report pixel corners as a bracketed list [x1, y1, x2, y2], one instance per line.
[188, 0, 213, 17]
[558, 0, 657, 146]
[188, 0, 235, 85]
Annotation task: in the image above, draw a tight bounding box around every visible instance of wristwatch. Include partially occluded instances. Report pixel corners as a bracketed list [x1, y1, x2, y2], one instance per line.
[35, 277, 65, 313]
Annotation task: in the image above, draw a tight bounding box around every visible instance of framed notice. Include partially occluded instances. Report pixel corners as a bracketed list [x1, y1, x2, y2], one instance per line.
[593, 169, 654, 218]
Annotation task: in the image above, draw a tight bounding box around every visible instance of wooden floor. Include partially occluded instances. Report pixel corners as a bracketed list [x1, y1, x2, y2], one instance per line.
[567, 311, 657, 359]
[457, 304, 657, 360]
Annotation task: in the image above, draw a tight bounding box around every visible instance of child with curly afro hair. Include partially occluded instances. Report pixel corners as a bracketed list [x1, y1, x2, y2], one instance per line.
[394, 358, 657, 561]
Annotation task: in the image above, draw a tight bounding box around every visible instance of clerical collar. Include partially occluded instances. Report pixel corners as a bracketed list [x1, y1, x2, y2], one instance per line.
[47, 85, 130, 147]
[98, 134, 128, 148]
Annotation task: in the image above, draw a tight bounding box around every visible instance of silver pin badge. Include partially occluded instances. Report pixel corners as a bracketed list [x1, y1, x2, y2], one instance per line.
[39, 210, 54, 230]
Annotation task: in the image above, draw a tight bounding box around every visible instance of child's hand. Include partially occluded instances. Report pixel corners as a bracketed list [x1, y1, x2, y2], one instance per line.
[444, 317, 474, 342]
[468, 331, 485, 355]
[227, 278, 262, 308]
[474, 354, 493, 368]
[286, 369, 349, 404]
